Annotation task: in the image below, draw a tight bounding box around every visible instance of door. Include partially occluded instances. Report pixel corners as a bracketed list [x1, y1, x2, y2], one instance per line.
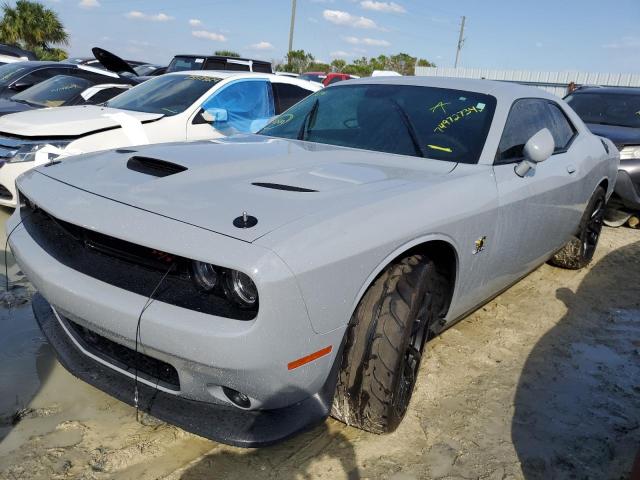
[490, 98, 582, 289]
[186, 79, 275, 141]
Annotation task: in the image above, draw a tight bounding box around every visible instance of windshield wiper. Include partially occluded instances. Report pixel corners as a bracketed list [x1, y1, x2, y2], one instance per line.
[297, 98, 319, 140]
[389, 99, 426, 158]
[12, 98, 37, 107]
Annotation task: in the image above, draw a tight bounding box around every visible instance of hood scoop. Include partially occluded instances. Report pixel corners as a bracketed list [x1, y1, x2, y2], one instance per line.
[126, 156, 187, 178]
[251, 182, 318, 193]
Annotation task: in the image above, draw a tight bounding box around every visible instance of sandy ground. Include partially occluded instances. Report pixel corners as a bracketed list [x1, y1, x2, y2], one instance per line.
[0, 204, 638, 480]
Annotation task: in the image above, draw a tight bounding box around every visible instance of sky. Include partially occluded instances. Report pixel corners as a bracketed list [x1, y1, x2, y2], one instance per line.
[33, 0, 640, 73]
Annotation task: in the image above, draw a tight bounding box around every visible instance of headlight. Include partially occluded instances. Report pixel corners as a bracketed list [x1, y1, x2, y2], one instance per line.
[226, 270, 258, 307]
[192, 261, 219, 291]
[619, 146, 640, 160]
[8, 142, 70, 163]
[191, 261, 258, 308]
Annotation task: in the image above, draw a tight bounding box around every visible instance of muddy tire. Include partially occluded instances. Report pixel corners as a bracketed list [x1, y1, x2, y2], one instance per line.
[550, 186, 605, 270]
[331, 254, 447, 434]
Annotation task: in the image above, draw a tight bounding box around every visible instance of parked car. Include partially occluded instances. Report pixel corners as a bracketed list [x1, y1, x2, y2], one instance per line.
[299, 71, 325, 84]
[10, 77, 617, 447]
[0, 47, 143, 101]
[67, 56, 146, 71]
[300, 72, 356, 86]
[0, 44, 36, 65]
[133, 64, 166, 77]
[0, 71, 320, 207]
[0, 74, 132, 117]
[166, 55, 272, 74]
[565, 86, 640, 226]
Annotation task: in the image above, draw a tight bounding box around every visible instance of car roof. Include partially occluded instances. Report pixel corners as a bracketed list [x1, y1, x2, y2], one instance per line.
[165, 70, 323, 89]
[5, 61, 72, 68]
[173, 54, 271, 63]
[570, 86, 640, 95]
[333, 75, 557, 101]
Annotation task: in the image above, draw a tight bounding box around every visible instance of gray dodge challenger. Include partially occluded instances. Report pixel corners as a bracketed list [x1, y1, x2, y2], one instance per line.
[7, 77, 618, 447]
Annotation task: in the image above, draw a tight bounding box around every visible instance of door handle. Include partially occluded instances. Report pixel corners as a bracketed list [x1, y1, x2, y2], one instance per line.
[567, 165, 576, 174]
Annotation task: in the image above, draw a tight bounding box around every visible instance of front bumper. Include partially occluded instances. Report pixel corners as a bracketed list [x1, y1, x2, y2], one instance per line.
[33, 293, 337, 447]
[611, 159, 640, 211]
[8, 170, 348, 445]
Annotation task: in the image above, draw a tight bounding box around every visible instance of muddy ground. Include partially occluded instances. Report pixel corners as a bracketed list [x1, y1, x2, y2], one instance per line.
[0, 205, 638, 480]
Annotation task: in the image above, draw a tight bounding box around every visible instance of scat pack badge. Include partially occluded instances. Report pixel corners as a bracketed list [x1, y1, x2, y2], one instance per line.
[473, 236, 487, 255]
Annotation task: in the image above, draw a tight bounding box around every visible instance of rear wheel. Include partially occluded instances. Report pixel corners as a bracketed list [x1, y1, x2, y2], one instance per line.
[331, 254, 447, 434]
[550, 186, 605, 270]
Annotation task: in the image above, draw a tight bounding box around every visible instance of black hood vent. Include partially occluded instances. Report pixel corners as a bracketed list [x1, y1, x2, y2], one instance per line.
[252, 182, 317, 192]
[127, 156, 187, 178]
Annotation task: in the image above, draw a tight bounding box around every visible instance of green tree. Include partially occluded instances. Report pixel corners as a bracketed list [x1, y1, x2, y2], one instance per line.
[0, 0, 68, 59]
[417, 58, 435, 68]
[330, 58, 346, 72]
[343, 56, 373, 77]
[281, 49, 314, 74]
[308, 61, 330, 72]
[214, 50, 241, 58]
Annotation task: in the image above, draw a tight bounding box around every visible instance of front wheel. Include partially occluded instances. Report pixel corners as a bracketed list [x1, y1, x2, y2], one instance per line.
[550, 186, 605, 270]
[331, 254, 447, 434]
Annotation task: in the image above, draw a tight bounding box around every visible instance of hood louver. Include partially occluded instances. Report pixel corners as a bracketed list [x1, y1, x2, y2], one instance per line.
[251, 182, 318, 193]
[126, 156, 187, 178]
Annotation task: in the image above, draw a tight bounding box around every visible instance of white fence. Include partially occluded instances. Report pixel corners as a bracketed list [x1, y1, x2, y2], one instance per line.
[415, 66, 640, 97]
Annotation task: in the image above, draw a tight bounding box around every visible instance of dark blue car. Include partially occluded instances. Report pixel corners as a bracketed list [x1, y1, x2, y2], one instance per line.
[566, 87, 640, 226]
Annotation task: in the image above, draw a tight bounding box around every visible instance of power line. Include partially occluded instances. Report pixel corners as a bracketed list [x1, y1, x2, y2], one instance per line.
[454, 15, 466, 68]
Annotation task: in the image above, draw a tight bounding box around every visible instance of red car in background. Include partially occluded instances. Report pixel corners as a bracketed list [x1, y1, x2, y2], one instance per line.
[300, 71, 355, 86]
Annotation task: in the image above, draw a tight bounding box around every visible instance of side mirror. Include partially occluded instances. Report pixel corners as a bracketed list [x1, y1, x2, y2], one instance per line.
[10, 81, 33, 92]
[515, 128, 555, 177]
[202, 107, 228, 123]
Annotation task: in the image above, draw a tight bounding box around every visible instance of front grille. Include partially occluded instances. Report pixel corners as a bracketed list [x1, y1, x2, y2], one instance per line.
[63, 316, 180, 391]
[0, 184, 12, 200]
[20, 194, 257, 320]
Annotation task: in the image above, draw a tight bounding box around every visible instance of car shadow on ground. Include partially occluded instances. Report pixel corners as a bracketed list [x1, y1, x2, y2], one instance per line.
[512, 240, 640, 479]
[177, 420, 361, 480]
[0, 205, 54, 443]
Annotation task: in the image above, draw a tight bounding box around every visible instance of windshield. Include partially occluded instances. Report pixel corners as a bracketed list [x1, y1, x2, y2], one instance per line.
[105, 74, 221, 115]
[167, 56, 204, 73]
[565, 91, 640, 129]
[300, 73, 325, 83]
[259, 84, 497, 163]
[12, 75, 91, 107]
[0, 63, 29, 87]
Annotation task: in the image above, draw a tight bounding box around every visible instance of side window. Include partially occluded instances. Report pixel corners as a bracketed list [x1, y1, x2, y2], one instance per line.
[201, 80, 275, 133]
[203, 59, 226, 70]
[85, 87, 127, 105]
[272, 82, 313, 114]
[545, 102, 576, 151]
[497, 99, 549, 162]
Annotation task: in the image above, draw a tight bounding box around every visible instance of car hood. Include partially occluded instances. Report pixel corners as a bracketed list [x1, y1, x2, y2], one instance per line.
[92, 47, 138, 76]
[0, 105, 163, 137]
[585, 123, 640, 147]
[35, 135, 457, 242]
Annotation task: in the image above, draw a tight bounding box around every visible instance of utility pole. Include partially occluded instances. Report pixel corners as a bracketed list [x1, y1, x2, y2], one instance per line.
[288, 0, 297, 53]
[454, 15, 466, 68]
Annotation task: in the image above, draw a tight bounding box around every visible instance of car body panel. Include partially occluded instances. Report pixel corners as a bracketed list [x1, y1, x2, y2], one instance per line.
[0, 104, 164, 137]
[6, 77, 619, 445]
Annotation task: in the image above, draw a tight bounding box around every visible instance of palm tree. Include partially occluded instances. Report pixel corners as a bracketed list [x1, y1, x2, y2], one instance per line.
[0, 0, 68, 59]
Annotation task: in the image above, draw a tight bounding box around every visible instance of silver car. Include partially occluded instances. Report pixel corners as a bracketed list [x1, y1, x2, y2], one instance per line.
[8, 77, 618, 447]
